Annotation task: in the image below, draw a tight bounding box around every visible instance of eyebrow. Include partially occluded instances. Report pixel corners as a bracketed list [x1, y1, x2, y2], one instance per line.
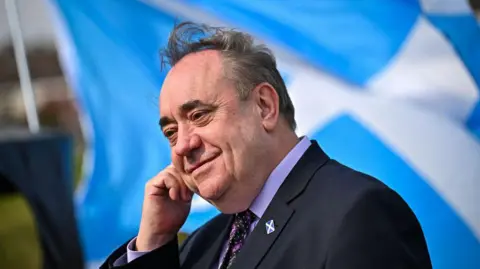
[159, 117, 174, 129]
[158, 99, 214, 129]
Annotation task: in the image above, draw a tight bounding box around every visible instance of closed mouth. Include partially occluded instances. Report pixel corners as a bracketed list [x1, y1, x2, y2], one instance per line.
[186, 155, 218, 174]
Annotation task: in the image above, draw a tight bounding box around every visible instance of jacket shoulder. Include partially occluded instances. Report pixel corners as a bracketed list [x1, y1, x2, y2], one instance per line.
[310, 159, 396, 202]
[297, 159, 414, 226]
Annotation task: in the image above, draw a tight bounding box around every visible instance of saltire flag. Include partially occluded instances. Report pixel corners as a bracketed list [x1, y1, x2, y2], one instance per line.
[47, 0, 480, 268]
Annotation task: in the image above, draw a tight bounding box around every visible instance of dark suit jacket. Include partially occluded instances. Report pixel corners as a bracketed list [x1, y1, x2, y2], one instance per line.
[102, 141, 432, 269]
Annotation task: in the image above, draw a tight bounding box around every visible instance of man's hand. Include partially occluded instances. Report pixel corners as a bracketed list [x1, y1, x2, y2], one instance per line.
[136, 165, 193, 251]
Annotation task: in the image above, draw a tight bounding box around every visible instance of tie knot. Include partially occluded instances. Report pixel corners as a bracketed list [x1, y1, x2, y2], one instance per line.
[234, 210, 256, 227]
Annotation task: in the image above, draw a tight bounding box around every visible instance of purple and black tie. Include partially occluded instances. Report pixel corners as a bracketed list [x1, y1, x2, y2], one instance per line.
[219, 210, 256, 269]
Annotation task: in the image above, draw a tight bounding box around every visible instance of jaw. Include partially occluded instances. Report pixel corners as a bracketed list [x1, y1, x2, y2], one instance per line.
[208, 183, 260, 214]
[196, 180, 244, 214]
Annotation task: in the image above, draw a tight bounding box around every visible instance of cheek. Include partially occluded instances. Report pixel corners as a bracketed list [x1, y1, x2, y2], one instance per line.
[234, 125, 264, 168]
[183, 176, 198, 192]
[200, 114, 255, 171]
[225, 125, 258, 173]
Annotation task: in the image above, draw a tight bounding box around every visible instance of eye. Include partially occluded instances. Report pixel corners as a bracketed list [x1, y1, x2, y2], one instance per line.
[191, 110, 208, 121]
[163, 128, 177, 140]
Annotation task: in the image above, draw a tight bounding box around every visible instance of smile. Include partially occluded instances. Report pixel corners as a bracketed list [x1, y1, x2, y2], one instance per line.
[186, 155, 219, 174]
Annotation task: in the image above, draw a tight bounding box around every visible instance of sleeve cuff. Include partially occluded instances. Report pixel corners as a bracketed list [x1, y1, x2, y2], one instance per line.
[126, 237, 150, 262]
[111, 237, 149, 266]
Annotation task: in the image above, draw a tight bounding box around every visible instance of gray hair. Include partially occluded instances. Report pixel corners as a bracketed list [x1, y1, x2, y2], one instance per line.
[160, 22, 297, 130]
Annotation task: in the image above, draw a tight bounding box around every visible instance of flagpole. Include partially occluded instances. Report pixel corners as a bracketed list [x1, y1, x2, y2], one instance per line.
[5, 0, 40, 133]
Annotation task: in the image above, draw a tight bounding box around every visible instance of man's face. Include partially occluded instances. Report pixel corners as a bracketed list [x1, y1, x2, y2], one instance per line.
[159, 51, 268, 212]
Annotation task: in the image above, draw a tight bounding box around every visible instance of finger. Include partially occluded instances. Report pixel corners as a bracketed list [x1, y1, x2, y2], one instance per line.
[174, 175, 192, 202]
[149, 170, 167, 187]
[146, 184, 167, 196]
[163, 173, 182, 201]
[146, 177, 167, 196]
[183, 185, 193, 202]
[167, 167, 192, 202]
[169, 187, 179, 201]
[171, 156, 185, 174]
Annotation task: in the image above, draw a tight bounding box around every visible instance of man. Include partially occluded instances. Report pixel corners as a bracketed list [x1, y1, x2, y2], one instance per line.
[102, 22, 432, 269]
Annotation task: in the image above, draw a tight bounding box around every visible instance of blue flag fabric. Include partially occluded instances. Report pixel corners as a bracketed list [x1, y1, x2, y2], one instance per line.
[49, 0, 480, 268]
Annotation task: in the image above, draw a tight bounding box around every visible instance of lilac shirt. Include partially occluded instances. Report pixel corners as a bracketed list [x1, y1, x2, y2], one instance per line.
[114, 137, 311, 267]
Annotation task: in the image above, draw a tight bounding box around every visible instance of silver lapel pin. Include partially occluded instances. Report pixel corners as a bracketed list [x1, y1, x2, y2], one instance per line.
[265, 219, 275, 234]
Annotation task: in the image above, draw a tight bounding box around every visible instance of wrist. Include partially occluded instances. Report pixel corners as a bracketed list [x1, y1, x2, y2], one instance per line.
[135, 233, 176, 251]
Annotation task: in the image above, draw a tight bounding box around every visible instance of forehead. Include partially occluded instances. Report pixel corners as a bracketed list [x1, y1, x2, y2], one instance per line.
[159, 51, 230, 115]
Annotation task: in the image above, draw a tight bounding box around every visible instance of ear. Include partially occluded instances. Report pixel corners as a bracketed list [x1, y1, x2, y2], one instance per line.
[253, 82, 280, 132]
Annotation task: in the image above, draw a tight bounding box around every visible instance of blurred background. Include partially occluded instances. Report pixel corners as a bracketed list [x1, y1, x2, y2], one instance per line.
[0, 0, 479, 269]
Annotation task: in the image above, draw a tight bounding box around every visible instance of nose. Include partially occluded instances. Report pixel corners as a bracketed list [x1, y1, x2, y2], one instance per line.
[174, 128, 201, 157]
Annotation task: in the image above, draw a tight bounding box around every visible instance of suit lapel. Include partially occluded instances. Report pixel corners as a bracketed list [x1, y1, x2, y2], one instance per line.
[230, 141, 330, 269]
[231, 198, 293, 269]
[193, 214, 233, 269]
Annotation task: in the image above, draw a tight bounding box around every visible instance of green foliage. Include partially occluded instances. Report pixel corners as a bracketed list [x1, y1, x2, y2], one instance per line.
[0, 195, 42, 269]
[178, 232, 189, 245]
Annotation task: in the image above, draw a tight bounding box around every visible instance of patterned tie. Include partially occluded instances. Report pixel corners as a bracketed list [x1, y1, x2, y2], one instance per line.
[219, 210, 256, 269]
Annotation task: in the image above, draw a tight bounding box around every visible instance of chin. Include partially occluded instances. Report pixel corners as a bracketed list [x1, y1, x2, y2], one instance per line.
[197, 182, 246, 214]
[202, 186, 250, 214]
[196, 177, 227, 202]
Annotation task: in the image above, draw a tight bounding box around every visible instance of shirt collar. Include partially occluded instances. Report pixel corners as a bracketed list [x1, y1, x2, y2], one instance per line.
[249, 136, 311, 218]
